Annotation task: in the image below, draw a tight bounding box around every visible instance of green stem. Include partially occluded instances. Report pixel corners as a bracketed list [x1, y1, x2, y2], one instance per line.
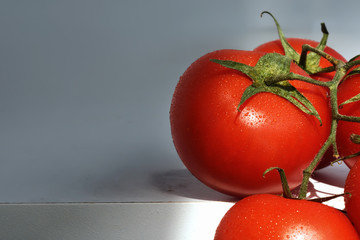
[309, 193, 346, 203]
[263, 44, 360, 199]
[331, 135, 360, 164]
[344, 59, 360, 71]
[299, 44, 343, 69]
[298, 118, 337, 199]
[336, 114, 360, 123]
[314, 66, 337, 74]
[332, 151, 360, 164]
[263, 167, 292, 198]
[298, 55, 346, 199]
[265, 72, 331, 87]
[266, 43, 360, 199]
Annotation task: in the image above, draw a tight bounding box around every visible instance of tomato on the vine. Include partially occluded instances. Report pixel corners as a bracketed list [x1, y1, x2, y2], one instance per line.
[170, 49, 331, 197]
[345, 158, 360, 233]
[337, 65, 360, 168]
[254, 38, 347, 82]
[254, 12, 347, 82]
[215, 194, 359, 239]
[254, 20, 347, 169]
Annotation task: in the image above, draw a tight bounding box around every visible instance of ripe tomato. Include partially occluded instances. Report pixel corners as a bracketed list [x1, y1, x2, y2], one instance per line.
[337, 66, 360, 168]
[254, 38, 347, 82]
[345, 158, 360, 233]
[170, 49, 331, 197]
[256, 38, 347, 169]
[215, 194, 359, 239]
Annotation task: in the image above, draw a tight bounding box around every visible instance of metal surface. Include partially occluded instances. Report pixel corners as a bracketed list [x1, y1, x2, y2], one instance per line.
[0, 0, 357, 239]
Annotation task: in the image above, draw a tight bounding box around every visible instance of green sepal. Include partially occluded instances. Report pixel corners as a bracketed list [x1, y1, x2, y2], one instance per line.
[211, 53, 322, 125]
[210, 59, 256, 80]
[268, 81, 322, 125]
[261, 11, 330, 75]
[305, 23, 329, 74]
[339, 92, 360, 107]
[239, 85, 267, 110]
[261, 11, 299, 63]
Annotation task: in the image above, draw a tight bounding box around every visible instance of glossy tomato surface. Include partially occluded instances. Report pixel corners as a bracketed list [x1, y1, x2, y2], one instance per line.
[345, 159, 360, 233]
[170, 49, 331, 196]
[256, 38, 347, 169]
[215, 194, 359, 239]
[254, 38, 347, 82]
[337, 67, 360, 168]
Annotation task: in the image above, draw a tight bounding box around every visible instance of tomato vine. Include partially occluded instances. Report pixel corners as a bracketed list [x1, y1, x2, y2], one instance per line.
[211, 13, 360, 200]
[291, 44, 360, 199]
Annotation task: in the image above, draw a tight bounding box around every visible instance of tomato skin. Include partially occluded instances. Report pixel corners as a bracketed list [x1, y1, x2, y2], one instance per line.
[254, 38, 347, 82]
[215, 194, 359, 240]
[170, 49, 331, 196]
[345, 159, 360, 233]
[256, 38, 347, 169]
[337, 69, 360, 168]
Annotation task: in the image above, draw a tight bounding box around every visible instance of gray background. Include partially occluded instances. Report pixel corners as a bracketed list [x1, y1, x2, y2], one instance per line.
[0, 0, 358, 203]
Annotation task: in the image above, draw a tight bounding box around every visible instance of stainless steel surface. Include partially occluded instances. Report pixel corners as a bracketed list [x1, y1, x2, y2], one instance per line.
[0, 0, 357, 239]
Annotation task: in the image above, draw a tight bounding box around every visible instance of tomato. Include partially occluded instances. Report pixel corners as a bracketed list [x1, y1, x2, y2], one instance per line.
[336, 64, 360, 168]
[255, 38, 347, 169]
[254, 38, 347, 82]
[214, 194, 359, 239]
[345, 159, 360, 233]
[170, 49, 331, 197]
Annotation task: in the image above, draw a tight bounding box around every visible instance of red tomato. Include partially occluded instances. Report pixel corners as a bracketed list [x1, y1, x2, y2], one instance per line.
[170, 49, 331, 196]
[345, 159, 360, 233]
[254, 38, 347, 82]
[256, 38, 347, 169]
[215, 194, 359, 239]
[337, 62, 360, 168]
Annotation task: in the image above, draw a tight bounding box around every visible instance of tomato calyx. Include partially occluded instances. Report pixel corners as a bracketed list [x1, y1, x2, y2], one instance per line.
[210, 53, 322, 124]
[261, 11, 330, 75]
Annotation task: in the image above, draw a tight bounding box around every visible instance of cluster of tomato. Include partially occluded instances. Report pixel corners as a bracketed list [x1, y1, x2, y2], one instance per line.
[170, 12, 360, 239]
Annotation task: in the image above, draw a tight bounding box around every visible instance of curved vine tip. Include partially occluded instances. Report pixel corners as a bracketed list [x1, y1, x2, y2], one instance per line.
[260, 11, 332, 75]
[321, 22, 328, 35]
[260, 10, 271, 18]
[260, 11, 299, 63]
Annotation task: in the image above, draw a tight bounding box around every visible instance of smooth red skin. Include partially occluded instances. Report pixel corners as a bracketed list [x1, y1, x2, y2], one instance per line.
[345, 159, 360, 233]
[337, 74, 360, 168]
[170, 49, 331, 197]
[215, 194, 359, 240]
[256, 38, 347, 169]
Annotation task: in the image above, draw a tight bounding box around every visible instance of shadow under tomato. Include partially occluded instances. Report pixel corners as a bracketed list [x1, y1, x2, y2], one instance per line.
[152, 169, 239, 202]
[152, 166, 348, 205]
[152, 169, 316, 202]
[312, 164, 349, 188]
